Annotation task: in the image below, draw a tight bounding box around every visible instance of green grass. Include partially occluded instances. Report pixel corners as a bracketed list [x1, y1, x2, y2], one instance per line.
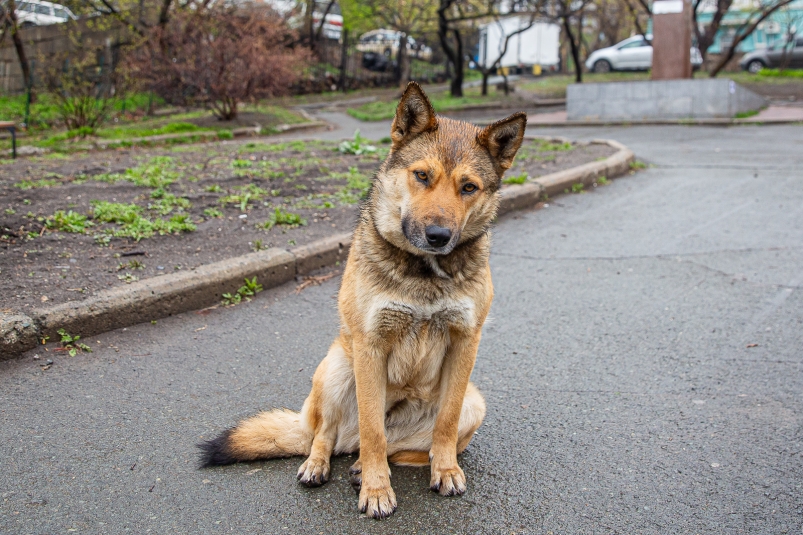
[519, 70, 803, 99]
[96, 121, 202, 140]
[735, 109, 760, 119]
[45, 210, 92, 233]
[757, 68, 803, 78]
[90, 201, 195, 241]
[15, 178, 61, 189]
[259, 208, 307, 230]
[222, 276, 264, 306]
[220, 184, 271, 212]
[0, 92, 160, 131]
[147, 190, 191, 215]
[0, 101, 310, 153]
[503, 172, 528, 185]
[94, 156, 182, 188]
[347, 89, 495, 121]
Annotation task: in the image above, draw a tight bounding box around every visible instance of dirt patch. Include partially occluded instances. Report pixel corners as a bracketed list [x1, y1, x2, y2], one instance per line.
[0, 137, 615, 313]
[740, 80, 803, 102]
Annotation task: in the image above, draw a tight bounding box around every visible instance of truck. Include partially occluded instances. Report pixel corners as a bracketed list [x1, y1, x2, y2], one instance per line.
[477, 16, 561, 73]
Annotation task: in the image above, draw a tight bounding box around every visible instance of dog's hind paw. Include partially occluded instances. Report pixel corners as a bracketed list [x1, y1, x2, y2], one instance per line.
[429, 464, 466, 497]
[348, 460, 362, 494]
[296, 457, 330, 487]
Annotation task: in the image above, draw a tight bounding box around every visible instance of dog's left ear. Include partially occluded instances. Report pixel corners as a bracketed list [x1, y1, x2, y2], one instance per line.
[391, 81, 437, 148]
[477, 112, 527, 174]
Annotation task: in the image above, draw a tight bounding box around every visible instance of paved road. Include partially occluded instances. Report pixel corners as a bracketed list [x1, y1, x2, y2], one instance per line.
[2, 124, 802, 534]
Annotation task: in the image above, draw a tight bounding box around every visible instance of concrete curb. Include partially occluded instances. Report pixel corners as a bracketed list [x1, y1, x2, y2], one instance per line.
[0, 136, 633, 360]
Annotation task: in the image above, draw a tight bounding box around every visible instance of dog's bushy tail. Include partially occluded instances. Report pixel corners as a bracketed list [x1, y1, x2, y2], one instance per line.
[199, 409, 312, 467]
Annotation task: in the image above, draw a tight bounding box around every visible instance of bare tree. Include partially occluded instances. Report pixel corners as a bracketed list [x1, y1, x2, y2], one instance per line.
[477, 13, 538, 95]
[0, 0, 33, 99]
[438, 0, 466, 97]
[693, 0, 735, 62]
[708, 0, 796, 76]
[553, 0, 593, 82]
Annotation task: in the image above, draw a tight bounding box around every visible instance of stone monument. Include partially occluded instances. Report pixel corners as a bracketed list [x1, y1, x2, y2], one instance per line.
[651, 0, 692, 80]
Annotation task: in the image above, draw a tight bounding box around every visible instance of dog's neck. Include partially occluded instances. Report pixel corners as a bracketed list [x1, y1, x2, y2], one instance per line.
[354, 208, 491, 291]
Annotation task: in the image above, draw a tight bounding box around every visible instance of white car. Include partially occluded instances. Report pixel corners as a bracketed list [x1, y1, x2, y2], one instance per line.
[12, 0, 76, 26]
[585, 35, 703, 73]
[357, 29, 433, 61]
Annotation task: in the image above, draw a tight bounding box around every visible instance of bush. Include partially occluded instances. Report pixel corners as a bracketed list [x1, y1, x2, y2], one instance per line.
[129, 5, 311, 120]
[41, 31, 123, 131]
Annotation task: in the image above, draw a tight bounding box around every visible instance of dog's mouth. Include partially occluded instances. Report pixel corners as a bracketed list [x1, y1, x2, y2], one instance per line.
[401, 218, 459, 255]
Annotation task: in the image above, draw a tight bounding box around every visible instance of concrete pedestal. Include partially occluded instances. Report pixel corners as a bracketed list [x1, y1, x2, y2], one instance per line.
[567, 79, 767, 122]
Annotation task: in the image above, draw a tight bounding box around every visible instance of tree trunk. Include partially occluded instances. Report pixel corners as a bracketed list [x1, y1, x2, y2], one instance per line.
[695, 0, 734, 61]
[450, 29, 464, 97]
[481, 71, 489, 96]
[437, 0, 463, 97]
[6, 0, 33, 97]
[305, 0, 315, 50]
[563, 16, 582, 83]
[397, 33, 411, 89]
[339, 28, 349, 92]
[158, 0, 173, 28]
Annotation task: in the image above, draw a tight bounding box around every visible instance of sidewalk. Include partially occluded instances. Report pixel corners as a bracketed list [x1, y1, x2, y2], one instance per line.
[1, 124, 800, 534]
[521, 105, 803, 126]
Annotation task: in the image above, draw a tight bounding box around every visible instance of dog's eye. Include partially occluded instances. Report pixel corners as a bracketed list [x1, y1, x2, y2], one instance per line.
[462, 183, 478, 194]
[414, 170, 428, 183]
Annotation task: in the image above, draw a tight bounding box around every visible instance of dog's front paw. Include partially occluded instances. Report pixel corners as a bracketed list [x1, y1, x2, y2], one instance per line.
[429, 461, 466, 496]
[296, 456, 330, 487]
[358, 468, 396, 519]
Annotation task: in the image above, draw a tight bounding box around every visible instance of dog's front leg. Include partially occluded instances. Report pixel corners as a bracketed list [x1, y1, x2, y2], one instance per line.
[352, 334, 396, 519]
[430, 330, 482, 496]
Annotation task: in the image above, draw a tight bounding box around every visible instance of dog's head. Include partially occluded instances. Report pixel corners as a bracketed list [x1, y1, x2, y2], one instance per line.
[371, 82, 526, 256]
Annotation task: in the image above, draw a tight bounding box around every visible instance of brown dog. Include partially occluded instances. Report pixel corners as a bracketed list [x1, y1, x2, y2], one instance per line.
[200, 82, 526, 519]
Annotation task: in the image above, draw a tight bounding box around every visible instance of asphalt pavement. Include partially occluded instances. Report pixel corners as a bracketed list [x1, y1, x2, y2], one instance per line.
[1, 123, 802, 534]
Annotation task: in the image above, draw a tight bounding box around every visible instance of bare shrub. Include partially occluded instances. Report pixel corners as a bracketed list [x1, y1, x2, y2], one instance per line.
[130, 6, 311, 120]
[41, 39, 122, 132]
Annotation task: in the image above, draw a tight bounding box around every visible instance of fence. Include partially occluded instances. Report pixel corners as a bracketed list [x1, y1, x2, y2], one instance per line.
[302, 36, 447, 92]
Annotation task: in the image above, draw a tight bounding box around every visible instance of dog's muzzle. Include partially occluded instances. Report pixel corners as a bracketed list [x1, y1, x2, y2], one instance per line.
[402, 218, 458, 255]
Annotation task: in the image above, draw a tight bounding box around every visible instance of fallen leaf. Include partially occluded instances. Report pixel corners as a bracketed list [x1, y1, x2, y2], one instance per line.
[746, 343, 758, 348]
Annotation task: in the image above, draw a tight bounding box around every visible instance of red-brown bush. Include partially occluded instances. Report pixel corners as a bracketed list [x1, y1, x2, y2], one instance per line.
[130, 6, 310, 120]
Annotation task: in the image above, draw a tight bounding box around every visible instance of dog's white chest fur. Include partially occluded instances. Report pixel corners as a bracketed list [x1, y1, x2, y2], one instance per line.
[365, 295, 476, 394]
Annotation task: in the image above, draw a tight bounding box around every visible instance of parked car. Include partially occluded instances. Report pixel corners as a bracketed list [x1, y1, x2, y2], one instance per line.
[357, 29, 433, 61]
[11, 0, 76, 26]
[740, 37, 803, 73]
[584, 35, 703, 73]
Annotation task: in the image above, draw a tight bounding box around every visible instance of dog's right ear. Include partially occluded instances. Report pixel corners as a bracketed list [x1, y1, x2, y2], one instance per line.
[391, 81, 437, 148]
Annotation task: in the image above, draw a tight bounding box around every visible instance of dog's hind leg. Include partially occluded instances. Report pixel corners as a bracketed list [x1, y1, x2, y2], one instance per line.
[298, 339, 358, 487]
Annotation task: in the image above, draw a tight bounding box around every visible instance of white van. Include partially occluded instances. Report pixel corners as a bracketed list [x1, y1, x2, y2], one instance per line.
[12, 0, 77, 26]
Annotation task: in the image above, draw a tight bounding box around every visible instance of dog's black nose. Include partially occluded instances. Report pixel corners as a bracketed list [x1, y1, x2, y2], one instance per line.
[425, 225, 451, 248]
